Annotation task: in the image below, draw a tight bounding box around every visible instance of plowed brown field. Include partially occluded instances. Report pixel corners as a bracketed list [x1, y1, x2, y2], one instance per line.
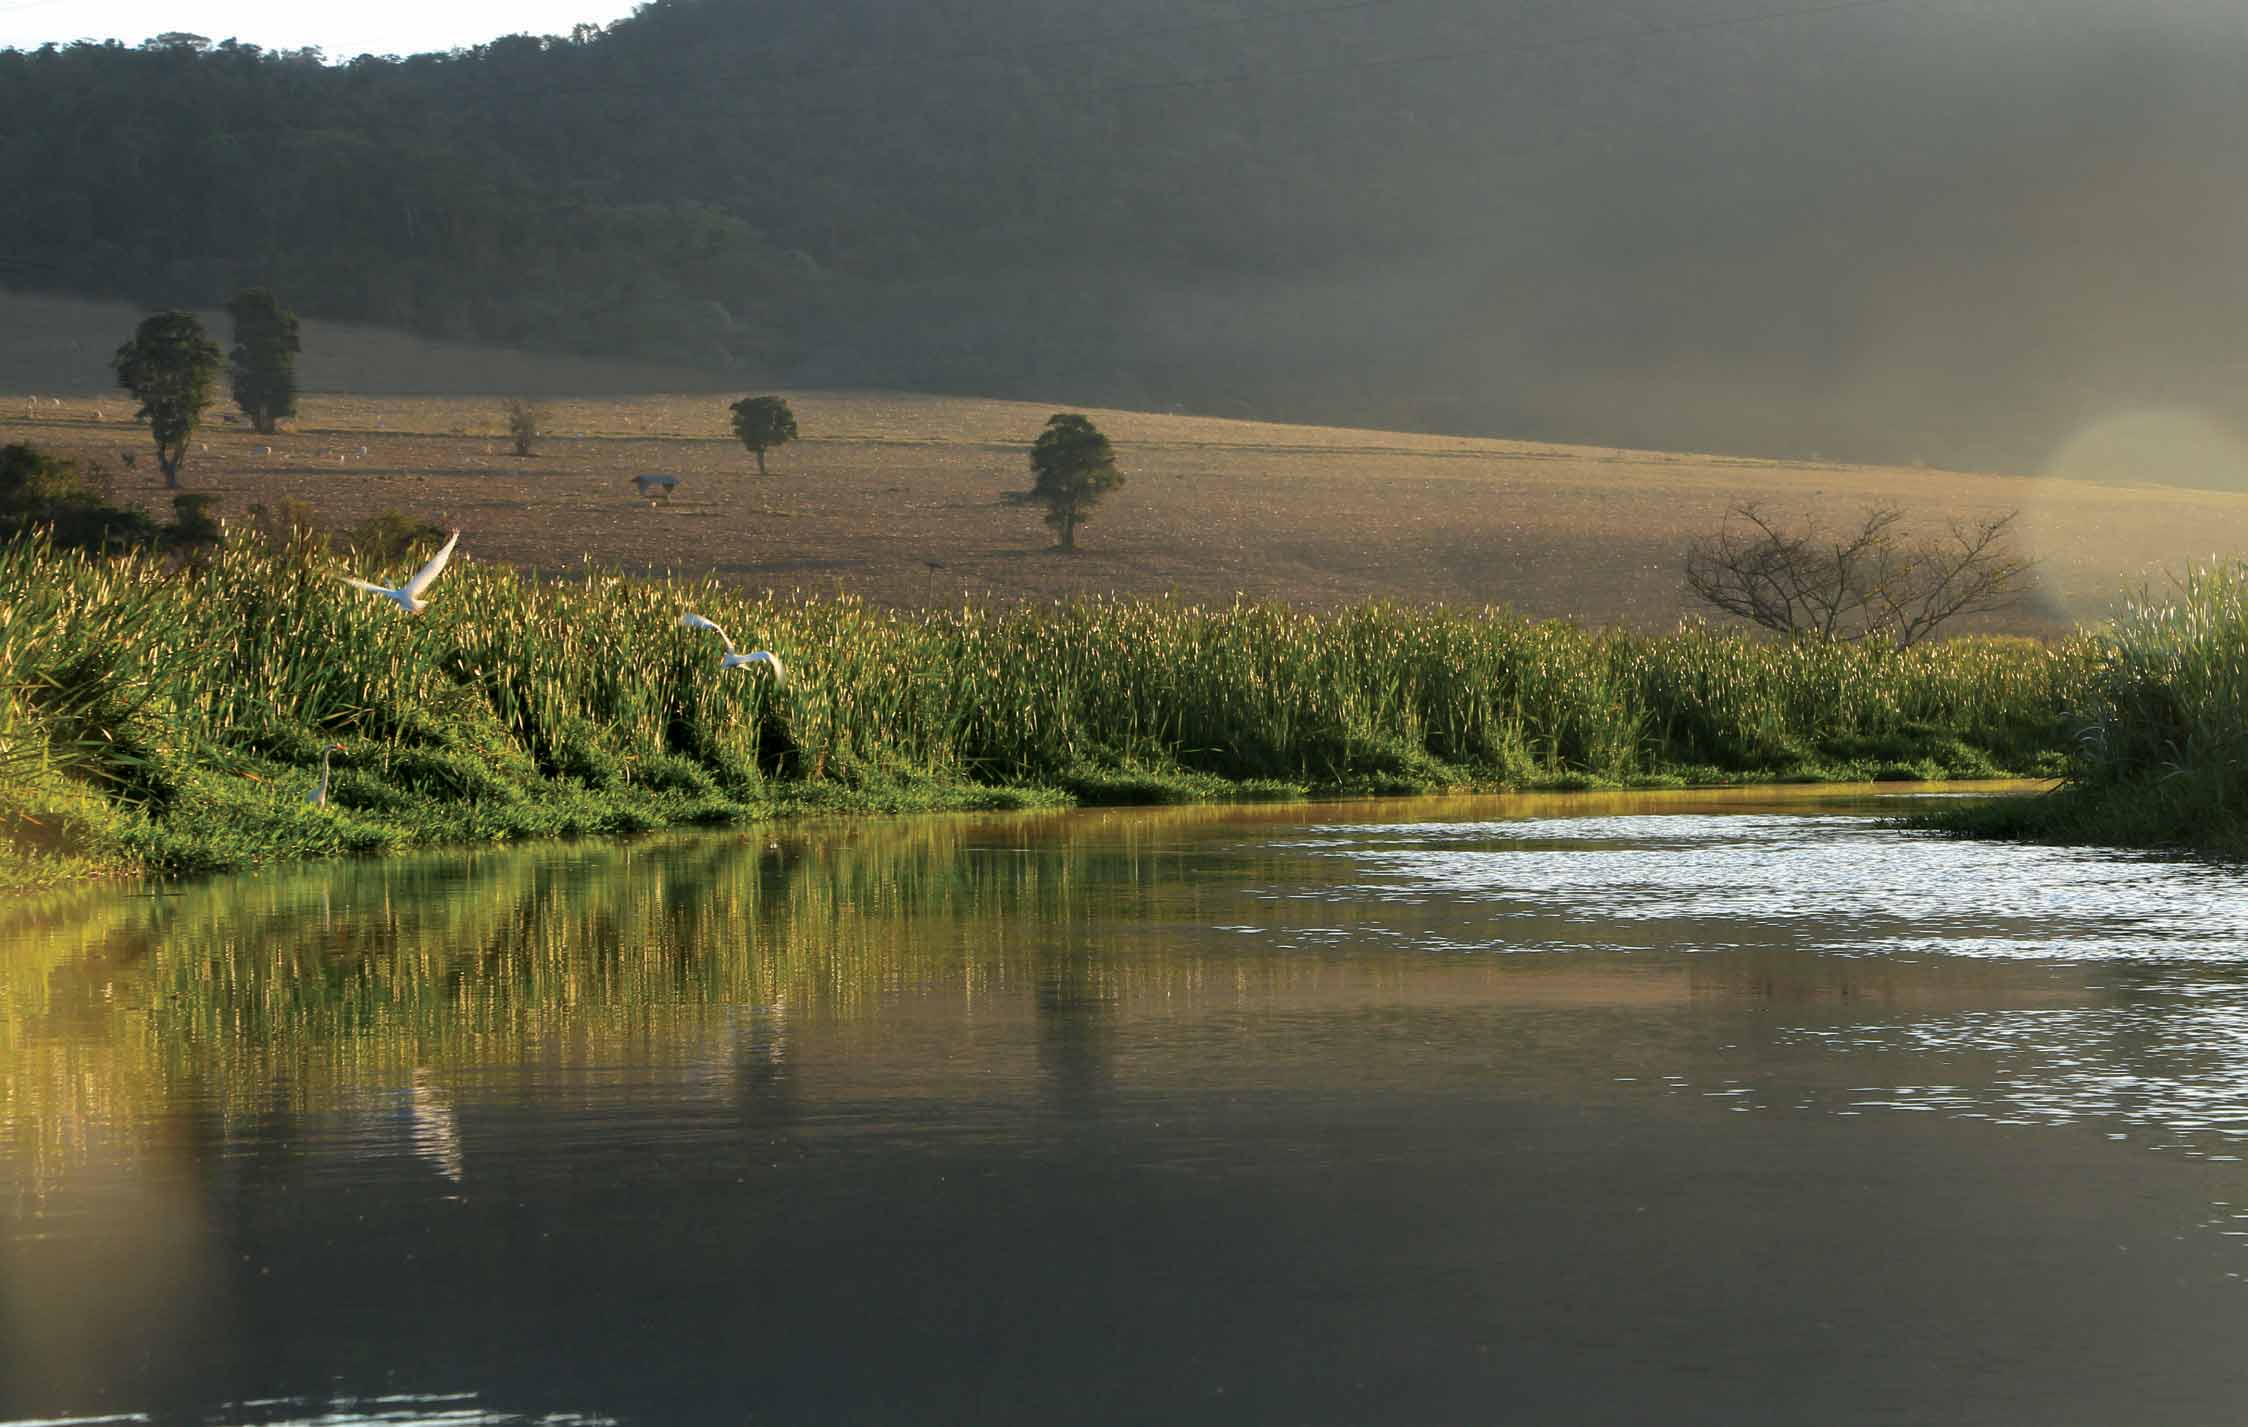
[9, 386, 2243, 635]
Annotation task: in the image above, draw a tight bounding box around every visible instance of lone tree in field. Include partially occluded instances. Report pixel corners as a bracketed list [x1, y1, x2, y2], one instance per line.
[1683, 502, 2036, 648]
[111, 310, 223, 489]
[1026, 413, 1122, 552]
[503, 398, 543, 457]
[224, 288, 301, 435]
[729, 395, 797, 475]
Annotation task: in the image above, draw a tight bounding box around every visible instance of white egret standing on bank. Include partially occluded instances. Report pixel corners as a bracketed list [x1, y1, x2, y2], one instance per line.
[340, 530, 461, 614]
[678, 612, 785, 682]
[306, 743, 347, 807]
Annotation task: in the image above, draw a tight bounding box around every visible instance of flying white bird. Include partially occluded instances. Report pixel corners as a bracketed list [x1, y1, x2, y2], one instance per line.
[678, 612, 785, 681]
[306, 742, 347, 807]
[339, 530, 460, 614]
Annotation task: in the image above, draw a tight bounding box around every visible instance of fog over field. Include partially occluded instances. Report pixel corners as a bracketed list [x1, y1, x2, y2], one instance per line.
[1102, 0, 2248, 480]
[3, 0, 2246, 482]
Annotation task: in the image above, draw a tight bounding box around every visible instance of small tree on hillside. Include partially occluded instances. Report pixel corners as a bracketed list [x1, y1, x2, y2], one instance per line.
[224, 287, 302, 435]
[112, 310, 223, 489]
[729, 395, 797, 475]
[1026, 413, 1122, 553]
[1683, 502, 2036, 648]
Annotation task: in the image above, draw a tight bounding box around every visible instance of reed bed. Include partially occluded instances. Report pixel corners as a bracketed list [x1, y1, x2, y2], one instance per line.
[1929, 560, 2248, 853]
[0, 535, 2080, 881]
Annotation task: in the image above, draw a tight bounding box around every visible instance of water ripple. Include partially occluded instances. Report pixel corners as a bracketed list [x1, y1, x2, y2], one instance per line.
[1778, 972, 2248, 1157]
[1267, 814, 2248, 961]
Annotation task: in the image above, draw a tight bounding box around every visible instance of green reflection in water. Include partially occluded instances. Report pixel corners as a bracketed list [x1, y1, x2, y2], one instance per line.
[0, 785, 2049, 1197]
[0, 801, 1294, 1189]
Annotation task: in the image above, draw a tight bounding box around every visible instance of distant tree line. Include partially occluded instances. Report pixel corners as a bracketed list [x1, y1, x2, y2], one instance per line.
[16, 0, 2242, 470]
[0, 0, 1494, 410]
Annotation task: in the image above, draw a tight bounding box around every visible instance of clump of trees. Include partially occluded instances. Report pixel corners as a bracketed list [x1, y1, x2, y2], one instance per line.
[165, 493, 224, 564]
[242, 500, 443, 561]
[224, 288, 301, 435]
[111, 311, 223, 489]
[340, 509, 449, 561]
[1026, 413, 1122, 552]
[245, 495, 322, 553]
[0, 442, 250, 560]
[729, 395, 797, 474]
[0, 443, 157, 552]
[1683, 502, 2036, 647]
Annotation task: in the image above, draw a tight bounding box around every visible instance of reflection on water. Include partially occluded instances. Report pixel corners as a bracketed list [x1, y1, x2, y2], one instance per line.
[6, 784, 2248, 1425]
[1280, 813, 2244, 958]
[1779, 972, 2248, 1154]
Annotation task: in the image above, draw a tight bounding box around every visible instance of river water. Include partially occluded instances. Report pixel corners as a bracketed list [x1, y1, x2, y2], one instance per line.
[5, 786, 2248, 1425]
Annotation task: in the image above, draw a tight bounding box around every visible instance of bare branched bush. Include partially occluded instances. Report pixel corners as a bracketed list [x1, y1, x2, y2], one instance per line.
[1683, 502, 2036, 647]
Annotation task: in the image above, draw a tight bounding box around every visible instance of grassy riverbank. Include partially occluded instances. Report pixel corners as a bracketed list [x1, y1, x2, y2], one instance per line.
[1928, 562, 2248, 856]
[1, 534, 2078, 885]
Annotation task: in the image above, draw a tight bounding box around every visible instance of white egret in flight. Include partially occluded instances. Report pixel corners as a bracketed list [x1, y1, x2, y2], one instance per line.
[678, 612, 785, 681]
[306, 743, 347, 807]
[339, 530, 461, 614]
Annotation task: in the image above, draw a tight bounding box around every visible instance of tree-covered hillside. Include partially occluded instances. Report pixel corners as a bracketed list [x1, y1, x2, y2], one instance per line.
[7, 0, 2248, 472]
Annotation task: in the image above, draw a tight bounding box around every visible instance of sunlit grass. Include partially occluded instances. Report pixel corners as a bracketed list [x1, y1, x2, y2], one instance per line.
[0, 534, 2078, 881]
[1927, 560, 2248, 853]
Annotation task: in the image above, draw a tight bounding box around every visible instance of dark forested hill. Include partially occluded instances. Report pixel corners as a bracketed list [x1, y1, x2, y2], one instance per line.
[7, 0, 2248, 474]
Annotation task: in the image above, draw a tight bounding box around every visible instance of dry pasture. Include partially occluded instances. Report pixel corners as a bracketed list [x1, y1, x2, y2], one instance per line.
[7, 386, 2245, 635]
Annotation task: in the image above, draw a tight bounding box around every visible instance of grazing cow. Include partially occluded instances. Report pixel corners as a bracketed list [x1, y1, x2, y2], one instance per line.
[631, 473, 681, 501]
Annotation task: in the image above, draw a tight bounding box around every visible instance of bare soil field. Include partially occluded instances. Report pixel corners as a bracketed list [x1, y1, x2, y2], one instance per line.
[6, 295, 2242, 630]
[9, 382, 2245, 635]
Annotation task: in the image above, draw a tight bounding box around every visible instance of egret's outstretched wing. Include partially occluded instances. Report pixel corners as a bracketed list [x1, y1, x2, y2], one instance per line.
[679, 611, 736, 653]
[403, 530, 461, 599]
[338, 576, 396, 597]
[742, 650, 785, 684]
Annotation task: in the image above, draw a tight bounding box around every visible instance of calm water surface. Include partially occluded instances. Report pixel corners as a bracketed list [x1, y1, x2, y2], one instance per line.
[5, 785, 2248, 1425]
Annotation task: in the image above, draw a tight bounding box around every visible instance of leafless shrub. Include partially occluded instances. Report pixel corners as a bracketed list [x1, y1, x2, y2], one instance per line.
[1683, 502, 2036, 647]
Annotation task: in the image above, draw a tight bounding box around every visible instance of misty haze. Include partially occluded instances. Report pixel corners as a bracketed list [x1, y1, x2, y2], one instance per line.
[2, 0, 2246, 480]
[8, 4, 2248, 1426]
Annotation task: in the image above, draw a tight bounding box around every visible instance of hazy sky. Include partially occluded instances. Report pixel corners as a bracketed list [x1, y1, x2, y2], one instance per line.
[0, 1, 645, 59]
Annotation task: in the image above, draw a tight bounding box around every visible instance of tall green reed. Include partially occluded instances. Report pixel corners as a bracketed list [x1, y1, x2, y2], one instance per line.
[2068, 562, 2248, 797]
[2, 534, 2079, 874]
